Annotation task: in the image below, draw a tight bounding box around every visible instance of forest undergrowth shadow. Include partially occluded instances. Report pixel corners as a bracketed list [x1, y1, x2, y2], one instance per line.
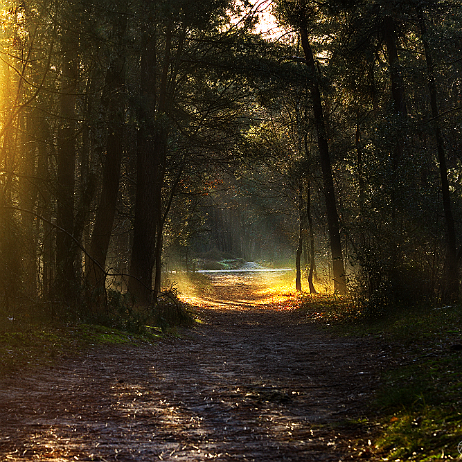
[299, 290, 462, 461]
[0, 281, 195, 378]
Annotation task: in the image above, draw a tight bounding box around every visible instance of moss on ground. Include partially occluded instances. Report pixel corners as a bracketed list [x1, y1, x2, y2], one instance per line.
[0, 322, 163, 376]
[300, 296, 462, 460]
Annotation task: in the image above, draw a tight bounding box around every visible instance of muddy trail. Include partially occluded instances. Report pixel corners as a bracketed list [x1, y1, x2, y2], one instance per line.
[0, 273, 385, 461]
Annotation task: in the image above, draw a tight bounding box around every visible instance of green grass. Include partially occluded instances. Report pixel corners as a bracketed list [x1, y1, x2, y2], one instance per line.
[0, 322, 163, 376]
[375, 407, 462, 460]
[299, 297, 462, 460]
[0, 287, 196, 377]
[373, 344, 462, 460]
[0, 328, 75, 373]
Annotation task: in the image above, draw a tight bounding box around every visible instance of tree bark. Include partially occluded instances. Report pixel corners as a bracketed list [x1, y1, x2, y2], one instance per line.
[55, 23, 78, 298]
[128, 35, 158, 304]
[382, 16, 407, 117]
[295, 184, 303, 292]
[86, 12, 127, 305]
[128, 25, 171, 304]
[298, 7, 346, 294]
[306, 173, 317, 294]
[419, 10, 459, 301]
[382, 15, 407, 228]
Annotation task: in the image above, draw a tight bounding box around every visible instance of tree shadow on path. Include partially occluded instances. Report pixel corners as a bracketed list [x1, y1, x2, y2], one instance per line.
[0, 273, 385, 460]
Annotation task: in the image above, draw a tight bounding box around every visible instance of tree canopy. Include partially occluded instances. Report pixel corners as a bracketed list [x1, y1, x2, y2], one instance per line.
[0, 0, 461, 322]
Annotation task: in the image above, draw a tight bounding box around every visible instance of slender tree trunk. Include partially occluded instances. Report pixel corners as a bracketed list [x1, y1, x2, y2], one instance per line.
[86, 12, 127, 304]
[303, 133, 317, 294]
[306, 174, 317, 294]
[382, 15, 407, 218]
[295, 184, 303, 292]
[298, 8, 346, 294]
[55, 24, 78, 298]
[419, 10, 459, 301]
[382, 15, 408, 286]
[36, 113, 52, 298]
[382, 16, 407, 118]
[355, 117, 365, 216]
[20, 110, 40, 296]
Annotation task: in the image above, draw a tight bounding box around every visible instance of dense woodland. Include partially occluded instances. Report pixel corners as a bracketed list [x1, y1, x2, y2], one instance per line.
[0, 0, 461, 322]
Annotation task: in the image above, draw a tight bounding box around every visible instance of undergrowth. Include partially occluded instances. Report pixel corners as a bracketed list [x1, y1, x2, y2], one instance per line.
[0, 287, 196, 377]
[299, 295, 462, 460]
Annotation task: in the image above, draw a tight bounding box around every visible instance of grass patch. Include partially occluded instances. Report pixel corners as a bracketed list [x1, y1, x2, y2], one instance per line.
[375, 407, 462, 460]
[299, 296, 462, 460]
[0, 287, 196, 378]
[0, 327, 77, 374]
[373, 347, 462, 460]
[0, 322, 165, 376]
[298, 293, 363, 325]
[77, 323, 163, 345]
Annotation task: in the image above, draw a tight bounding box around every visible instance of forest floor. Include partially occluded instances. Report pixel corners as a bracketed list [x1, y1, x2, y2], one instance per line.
[0, 273, 404, 461]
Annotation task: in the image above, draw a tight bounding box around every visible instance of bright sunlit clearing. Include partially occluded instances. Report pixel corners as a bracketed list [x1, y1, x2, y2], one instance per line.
[173, 270, 304, 311]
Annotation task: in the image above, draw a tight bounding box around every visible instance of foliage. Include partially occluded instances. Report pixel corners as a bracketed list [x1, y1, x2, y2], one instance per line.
[0, 0, 461, 404]
[299, 293, 362, 324]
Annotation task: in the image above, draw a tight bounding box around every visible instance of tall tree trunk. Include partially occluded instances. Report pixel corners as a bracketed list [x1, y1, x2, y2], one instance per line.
[298, 8, 346, 294]
[128, 35, 157, 304]
[20, 110, 40, 297]
[304, 133, 317, 294]
[86, 12, 127, 305]
[381, 15, 408, 289]
[382, 15, 407, 223]
[36, 112, 52, 298]
[419, 10, 458, 301]
[295, 184, 303, 292]
[382, 16, 407, 118]
[129, 23, 172, 304]
[306, 173, 317, 294]
[55, 23, 78, 298]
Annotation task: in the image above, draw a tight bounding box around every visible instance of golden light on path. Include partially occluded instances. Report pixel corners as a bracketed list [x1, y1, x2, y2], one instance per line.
[178, 269, 301, 311]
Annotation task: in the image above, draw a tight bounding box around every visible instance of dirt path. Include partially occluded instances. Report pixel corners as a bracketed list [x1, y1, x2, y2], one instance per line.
[0, 274, 385, 461]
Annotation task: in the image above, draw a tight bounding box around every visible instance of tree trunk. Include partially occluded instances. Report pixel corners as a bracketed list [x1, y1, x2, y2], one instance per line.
[20, 110, 40, 297]
[295, 185, 303, 292]
[306, 174, 317, 294]
[128, 36, 158, 304]
[86, 12, 127, 305]
[298, 8, 346, 294]
[382, 15, 407, 226]
[55, 24, 78, 298]
[419, 10, 459, 301]
[382, 16, 407, 117]
[36, 113, 52, 298]
[303, 133, 317, 294]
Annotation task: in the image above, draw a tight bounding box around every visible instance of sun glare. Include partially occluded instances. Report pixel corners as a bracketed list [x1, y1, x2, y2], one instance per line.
[226, 0, 284, 39]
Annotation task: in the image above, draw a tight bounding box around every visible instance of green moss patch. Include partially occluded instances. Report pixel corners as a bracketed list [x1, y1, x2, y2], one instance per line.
[299, 299, 462, 460]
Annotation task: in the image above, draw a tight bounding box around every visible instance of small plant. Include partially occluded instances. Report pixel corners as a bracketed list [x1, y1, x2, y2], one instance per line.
[153, 288, 195, 331]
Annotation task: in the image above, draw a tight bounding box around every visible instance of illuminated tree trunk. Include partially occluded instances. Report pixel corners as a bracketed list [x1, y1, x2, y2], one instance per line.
[298, 8, 346, 294]
[306, 172, 317, 294]
[295, 184, 304, 292]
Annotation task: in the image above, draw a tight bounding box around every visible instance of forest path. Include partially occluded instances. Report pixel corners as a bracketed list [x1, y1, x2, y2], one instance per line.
[0, 273, 384, 461]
